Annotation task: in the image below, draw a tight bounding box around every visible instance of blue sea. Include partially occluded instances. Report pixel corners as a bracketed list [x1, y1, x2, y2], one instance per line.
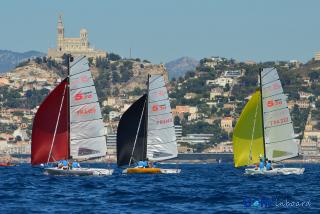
[0, 163, 319, 213]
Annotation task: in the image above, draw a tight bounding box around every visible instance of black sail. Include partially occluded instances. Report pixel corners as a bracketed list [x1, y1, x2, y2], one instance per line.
[117, 94, 147, 167]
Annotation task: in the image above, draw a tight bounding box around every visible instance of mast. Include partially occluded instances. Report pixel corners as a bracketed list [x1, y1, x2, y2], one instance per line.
[144, 73, 150, 161]
[67, 54, 73, 160]
[259, 68, 266, 159]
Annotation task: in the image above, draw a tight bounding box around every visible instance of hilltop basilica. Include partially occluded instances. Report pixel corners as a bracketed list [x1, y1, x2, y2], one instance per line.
[48, 15, 106, 60]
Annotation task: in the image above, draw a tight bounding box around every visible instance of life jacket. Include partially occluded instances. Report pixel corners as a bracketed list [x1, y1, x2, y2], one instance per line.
[259, 161, 264, 170]
[266, 162, 271, 170]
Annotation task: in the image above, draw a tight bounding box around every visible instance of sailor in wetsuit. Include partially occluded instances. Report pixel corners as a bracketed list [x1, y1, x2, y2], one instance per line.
[72, 161, 81, 169]
[58, 160, 68, 170]
[266, 160, 273, 170]
[137, 161, 148, 168]
[259, 157, 265, 171]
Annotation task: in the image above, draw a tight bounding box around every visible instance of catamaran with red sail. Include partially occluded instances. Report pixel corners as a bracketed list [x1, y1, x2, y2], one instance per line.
[31, 56, 113, 176]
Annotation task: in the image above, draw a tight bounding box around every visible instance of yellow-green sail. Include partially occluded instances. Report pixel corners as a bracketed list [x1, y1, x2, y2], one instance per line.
[233, 90, 265, 167]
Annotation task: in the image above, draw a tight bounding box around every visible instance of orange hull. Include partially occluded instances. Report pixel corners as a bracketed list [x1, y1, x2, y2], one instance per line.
[0, 163, 15, 167]
[126, 167, 161, 174]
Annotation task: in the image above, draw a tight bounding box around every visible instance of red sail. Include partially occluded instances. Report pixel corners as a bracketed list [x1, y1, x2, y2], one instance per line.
[31, 78, 69, 165]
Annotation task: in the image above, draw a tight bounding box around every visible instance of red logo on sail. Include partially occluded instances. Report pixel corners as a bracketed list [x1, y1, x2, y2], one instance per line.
[152, 104, 166, 112]
[74, 92, 93, 101]
[76, 107, 96, 116]
[267, 99, 283, 108]
[264, 82, 281, 94]
[70, 75, 90, 87]
[270, 117, 288, 126]
[157, 118, 172, 125]
[80, 76, 89, 83]
[151, 90, 165, 97]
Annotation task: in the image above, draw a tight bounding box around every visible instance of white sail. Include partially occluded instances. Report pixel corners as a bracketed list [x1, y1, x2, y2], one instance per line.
[261, 68, 298, 161]
[147, 75, 178, 161]
[69, 56, 106, 160]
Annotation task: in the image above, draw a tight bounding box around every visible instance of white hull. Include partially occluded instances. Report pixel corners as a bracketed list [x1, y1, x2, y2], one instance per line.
[160, 168, 181, 174]
[245, 167, 304, 175]
[44, 167, 114, 176]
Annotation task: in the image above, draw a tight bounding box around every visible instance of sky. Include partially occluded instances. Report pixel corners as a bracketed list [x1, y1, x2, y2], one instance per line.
[0, 0, 319, 63]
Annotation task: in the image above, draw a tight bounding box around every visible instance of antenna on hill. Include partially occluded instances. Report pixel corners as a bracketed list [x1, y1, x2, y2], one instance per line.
[129, 48, 132, 59]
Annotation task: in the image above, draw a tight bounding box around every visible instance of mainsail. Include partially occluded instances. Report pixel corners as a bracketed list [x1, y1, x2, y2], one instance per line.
[233, 90, 264, 167]
[147, 75, 178, 161]
[261, 68, 298, 161]
[31, 56, 106, 165]
[69, 56, 106, 160]
[233, 67, 298, 167]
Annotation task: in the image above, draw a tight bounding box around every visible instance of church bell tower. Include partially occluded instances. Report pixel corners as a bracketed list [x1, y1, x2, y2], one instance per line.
[57, 15, 64, 51]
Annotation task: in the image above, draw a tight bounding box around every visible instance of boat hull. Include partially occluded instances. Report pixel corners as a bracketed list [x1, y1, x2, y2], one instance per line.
[245, 167, 305, 175]
[0, 163, 16, 167]
[44, 167, 114, 176]
[123, 167, 181, 174]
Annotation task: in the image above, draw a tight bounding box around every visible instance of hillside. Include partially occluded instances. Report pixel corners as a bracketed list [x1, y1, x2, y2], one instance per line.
[165, 57, 198, 80]
[0, 50, 45, 73]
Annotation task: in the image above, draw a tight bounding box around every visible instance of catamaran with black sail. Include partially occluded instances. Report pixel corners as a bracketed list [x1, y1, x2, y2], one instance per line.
[233, 68, 304, 175]
[31, 56, 113, 176]
[117, 74, 180, 174]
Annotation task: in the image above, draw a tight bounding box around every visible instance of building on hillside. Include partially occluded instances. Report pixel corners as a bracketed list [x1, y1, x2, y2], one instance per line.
[299, 91, 313, 99]
[184, 93, 198, 100]
[314, 52, 320, 61]
[206, 77, 233, 87]
[288, 99, 310, 110]
[300, 111, 320, 158]
[179, 134, 213, 145]
[204, 141, 233, 153]
[106, 133, 116, 157]
[221, 117, 233, 133]
[48, 15, 106, 61]
[224, 70, 243, 78]
[109, 111, 121, 121]
[210, 87, 224, 100]
[175, 125, 182, 142]
[13, 128, 29, 141]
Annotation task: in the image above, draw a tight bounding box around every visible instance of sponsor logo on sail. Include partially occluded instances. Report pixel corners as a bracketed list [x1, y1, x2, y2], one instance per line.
[151, 90, 166, 98]
[264, 82, 281, 94]
[266, 99, 283, 108]
[270, 117, 289, 126]
[157, 118, 172, 125]
[76, 107, 96, 116]
[70, 75, 90, 87]
[74, 92, 93, 101]
[152, 104, 166, 112]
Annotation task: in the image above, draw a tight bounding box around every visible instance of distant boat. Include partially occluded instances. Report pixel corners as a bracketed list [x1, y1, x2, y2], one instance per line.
[117, 74, 180, 174]
[233, 68, 304, 175]
[0, 155, 16, 167]
[31, 56, 113, 176]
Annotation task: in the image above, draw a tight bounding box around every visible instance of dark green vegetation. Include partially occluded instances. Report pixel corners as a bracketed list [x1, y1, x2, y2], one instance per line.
[0, 86, 49, 109]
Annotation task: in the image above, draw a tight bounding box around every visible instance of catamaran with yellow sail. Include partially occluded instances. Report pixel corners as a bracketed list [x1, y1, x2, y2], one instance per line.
[233, 68, 304, 175]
